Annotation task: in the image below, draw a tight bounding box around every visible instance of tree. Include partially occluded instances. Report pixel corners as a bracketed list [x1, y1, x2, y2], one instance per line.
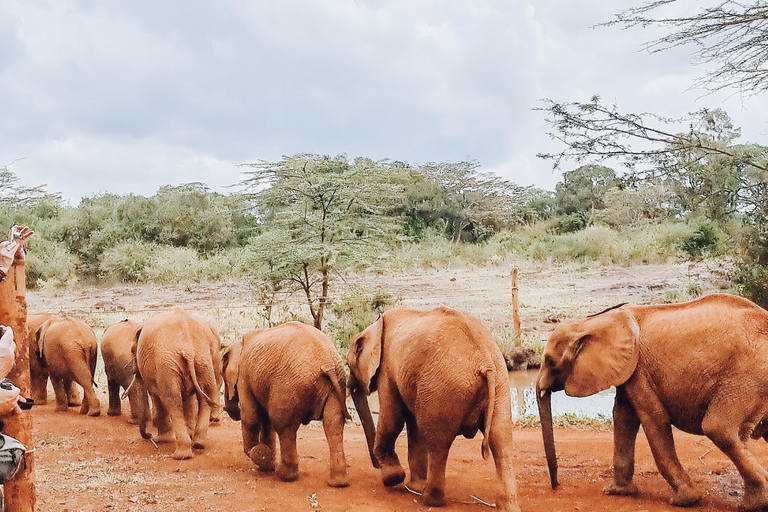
[240, 154, 402, 329]
[0, 162, 60, 208]
[554, 164, 622, 220]
[605, 1, 768, 95]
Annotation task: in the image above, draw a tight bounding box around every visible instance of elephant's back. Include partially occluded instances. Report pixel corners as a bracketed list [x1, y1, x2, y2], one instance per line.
[45, 317, 97, 349]
[101, 320, 139, 359]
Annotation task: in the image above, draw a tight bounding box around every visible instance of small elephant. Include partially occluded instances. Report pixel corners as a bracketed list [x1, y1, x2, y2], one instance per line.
[348, 307, 520, 512]
[101, 319, 149, 425]
[133, 309, 221, 459]
[222, 321, 350, 487]
[29, 314, 100, 416]
[537, 294, 768, 511]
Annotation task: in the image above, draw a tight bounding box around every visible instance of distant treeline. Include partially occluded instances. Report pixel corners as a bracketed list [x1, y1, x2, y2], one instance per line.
[2, 147, 768, 306]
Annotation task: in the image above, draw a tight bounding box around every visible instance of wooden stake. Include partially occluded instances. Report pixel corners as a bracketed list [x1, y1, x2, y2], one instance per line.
[511, 268, 521, 344]
[0, 251, 35, 512]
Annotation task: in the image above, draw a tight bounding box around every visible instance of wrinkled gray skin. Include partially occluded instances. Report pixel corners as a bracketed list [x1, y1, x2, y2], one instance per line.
[222, 322, 350, 487]
[101, 319, 149, 427]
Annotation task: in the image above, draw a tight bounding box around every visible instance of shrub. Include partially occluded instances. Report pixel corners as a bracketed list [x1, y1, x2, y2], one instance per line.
[681, 218, 725, 258]
[26, 240, 79, 289]
[326, 286, 398, 356]
[731, 264, 768, 309]
[98, 240, 156, 283]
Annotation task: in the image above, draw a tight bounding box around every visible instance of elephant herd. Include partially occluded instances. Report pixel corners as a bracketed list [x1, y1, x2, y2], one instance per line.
[23, 293, 768, 512]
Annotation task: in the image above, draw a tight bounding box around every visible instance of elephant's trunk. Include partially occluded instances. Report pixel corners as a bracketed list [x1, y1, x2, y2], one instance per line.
[135, 377, 152, 440]
[351, 386, 379, 469]
[537, 386, 559, 489]
[225, 391, 241, 422]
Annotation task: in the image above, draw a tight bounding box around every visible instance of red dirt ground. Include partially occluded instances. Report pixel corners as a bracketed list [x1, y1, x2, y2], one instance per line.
[30, 402, 760, 512]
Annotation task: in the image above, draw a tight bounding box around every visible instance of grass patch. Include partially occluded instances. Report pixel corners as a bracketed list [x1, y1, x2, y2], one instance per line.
[515, 413, 613, 430]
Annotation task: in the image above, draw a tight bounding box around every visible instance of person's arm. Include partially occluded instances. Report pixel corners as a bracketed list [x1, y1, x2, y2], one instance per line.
[0, 226, 33, 280]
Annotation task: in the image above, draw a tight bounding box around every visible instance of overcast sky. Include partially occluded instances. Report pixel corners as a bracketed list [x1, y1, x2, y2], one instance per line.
[2, 1, 766, 203]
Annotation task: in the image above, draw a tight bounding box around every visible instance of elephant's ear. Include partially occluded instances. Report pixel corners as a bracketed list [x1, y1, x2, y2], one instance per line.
[565, 308, 640, 397]
[348, 315, 384, 394]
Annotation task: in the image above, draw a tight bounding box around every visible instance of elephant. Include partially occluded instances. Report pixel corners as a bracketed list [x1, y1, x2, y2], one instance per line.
[348, 307, 520, 512]
[536, 293, 768, 511]
[28, 314, 100, 416]
[132, 309, 221, 459]
[221, 321, 350, 487]
[101, 319, 149, 425]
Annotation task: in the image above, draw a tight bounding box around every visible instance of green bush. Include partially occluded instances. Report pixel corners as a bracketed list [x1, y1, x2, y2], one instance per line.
[26, 240, 79, 289]
[326, 286, 398, 356]
[681, 218, 725, 258]
[731, 264, 768, 309]
[98, 240, 156, 283]
[554, 213, 586, 234]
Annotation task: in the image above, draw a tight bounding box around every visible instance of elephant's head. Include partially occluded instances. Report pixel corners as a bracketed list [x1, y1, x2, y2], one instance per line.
[536, 304, 640, 489]
[347, 315, 384, 469]
[221, 340, 243, 422]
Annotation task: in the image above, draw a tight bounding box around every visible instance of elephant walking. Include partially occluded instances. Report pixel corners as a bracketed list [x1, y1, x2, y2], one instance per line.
[101, 319, 148, 425]
[133, 309, 221, 459]
[537, 294, 768, 511]
[222, 322, 350, 487]
[348, 307, 520, 512]
[29, 314, 100, 416]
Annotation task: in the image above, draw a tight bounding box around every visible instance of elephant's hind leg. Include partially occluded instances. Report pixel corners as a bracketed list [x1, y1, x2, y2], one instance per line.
[604, 387, 641, 497]
[51, 377, 69, 412]
[107, 379, 121, 416]
[72, 361, 100, 416]
[66, 380, 82, 407]
[405, 414, 428, 493]
[242, 398, 275, 471]
[702, 400, 768, 512]
[487, 406, 521, 512]
[422, 434, 454, 507]
[275, 424, 300, 482]
[168, 403, 194, 460]
[322, 396, 349, 487]
[192, 399, 211, 450]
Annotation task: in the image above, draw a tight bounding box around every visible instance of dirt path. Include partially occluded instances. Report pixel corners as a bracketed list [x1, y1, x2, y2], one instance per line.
[31, 403, 756, 512]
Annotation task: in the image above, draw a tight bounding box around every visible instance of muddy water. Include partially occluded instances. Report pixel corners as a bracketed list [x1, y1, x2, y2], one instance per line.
[357, 369, 614, 421]
[508, 369, 615, 420]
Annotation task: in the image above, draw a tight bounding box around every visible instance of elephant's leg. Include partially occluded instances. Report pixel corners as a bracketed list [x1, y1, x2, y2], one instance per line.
[422, 437, 454, 507]
[71, 361, 100, 416]
[242, 397, 275, 471]
[487, 405, 521, 512]
[30, 370, 49, 404]
[275, 424, 300, 482]
[107, 378, 121, 417]
[126, 385, 142, 425]
[322, 395, 349, 488]
[374, 380, 407, 487]
[405, 414, 428, 493]
[152, 394, 174, 444]
[604, 387, 641, 496]
[167, 400, 194, 460]
[183, 394, 197, 436]
[702, 401, 768, 511]
[66, 380, 82, 407]
[634, 405, 701, 506]
[51, 377, 69, 412]
[192, 399, 211, 450]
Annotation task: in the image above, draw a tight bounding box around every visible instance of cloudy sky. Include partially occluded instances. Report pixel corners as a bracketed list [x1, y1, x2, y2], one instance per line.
[2, 1, 766, 203]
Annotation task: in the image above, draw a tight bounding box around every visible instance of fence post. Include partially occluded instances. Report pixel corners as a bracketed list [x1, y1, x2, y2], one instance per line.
[0, 250, 35, 512]
[511, 268, 521, 345]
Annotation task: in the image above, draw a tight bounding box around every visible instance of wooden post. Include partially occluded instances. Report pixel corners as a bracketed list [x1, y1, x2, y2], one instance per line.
[0, 250, 35, 512]
[511, 268, 521, 344]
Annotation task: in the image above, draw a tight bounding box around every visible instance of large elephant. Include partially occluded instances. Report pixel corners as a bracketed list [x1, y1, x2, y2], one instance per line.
[536, 293, 768, 511]
[348, 307, 520, 512]
[101, 319, 149, 425]
[29, 314, 100, 416]
[222, 321, 350, 487]
[133, 309, 221, 459]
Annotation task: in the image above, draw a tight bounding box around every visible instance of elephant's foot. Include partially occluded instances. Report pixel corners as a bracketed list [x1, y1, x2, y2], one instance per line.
[87, 407, 101, 417]
[68, 398, 82, 407]
[604, 481, 639, 496]
[192, 438, 205, 450]
[422, 486, 446, 507]
[406, 477, 427, 494]
[327, 472, 349, 488]
[670, 484, 703, 507]
[128, 416, 140, 425]
[276, 463, 299, 482]
[171, 448, 194, 460]
[380, 464, 406, 487]
[495, 498, 523, 512]
[740, 483, 768, 512]
[107, 407, 121, 417]
[55, 403, 68, 412]
[248, 445, 275, 472]
[155, 433, 175, 444]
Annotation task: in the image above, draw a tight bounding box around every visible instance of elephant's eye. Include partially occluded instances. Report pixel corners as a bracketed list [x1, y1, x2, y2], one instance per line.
[545, 357, 557, 369]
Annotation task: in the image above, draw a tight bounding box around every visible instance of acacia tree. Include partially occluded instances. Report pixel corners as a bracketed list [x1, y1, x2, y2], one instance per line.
[606, 1, 768, 95]
[240, 154, 402, 329]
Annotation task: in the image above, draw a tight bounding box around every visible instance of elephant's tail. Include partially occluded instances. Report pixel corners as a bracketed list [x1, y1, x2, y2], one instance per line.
[480, 366, 495, 460]
[184, 354, 217, 408]
[323, 365, 352, 421]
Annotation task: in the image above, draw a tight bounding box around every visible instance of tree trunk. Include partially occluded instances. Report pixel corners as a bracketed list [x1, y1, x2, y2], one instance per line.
[0, 253, 35, 512]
